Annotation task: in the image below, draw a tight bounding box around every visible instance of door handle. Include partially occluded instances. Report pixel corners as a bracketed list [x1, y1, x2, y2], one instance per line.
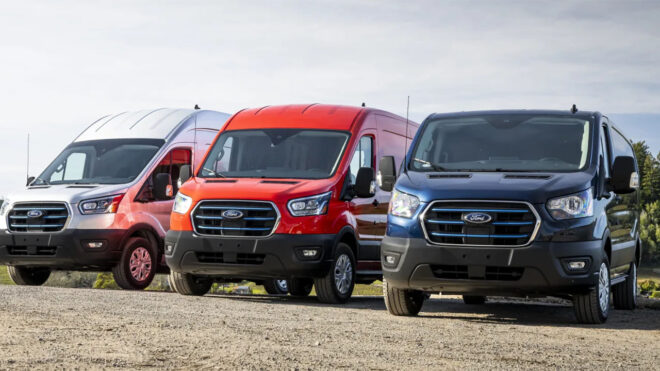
[372, 199, 380, 207]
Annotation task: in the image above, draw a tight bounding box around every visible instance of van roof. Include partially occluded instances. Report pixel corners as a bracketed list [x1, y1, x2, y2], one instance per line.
[427, 109, 599, 121]
[74, 108, 200, 142]
[224, 104, 373, 131]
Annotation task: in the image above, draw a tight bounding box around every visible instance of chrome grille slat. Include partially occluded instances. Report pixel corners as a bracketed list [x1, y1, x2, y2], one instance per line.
[7, 202, 69, 233]
[192, 200, 279, 237]
[421, 200, 540, 247]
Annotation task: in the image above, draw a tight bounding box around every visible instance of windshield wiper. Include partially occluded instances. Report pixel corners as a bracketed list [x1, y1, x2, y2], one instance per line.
[202, 167, 225, 178]
[413, 158, 446, 171]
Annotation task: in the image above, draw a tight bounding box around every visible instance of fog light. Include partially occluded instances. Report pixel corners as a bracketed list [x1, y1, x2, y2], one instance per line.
[385, 255, 396, 265]
[568, 261, 586, 270]
[165, 244, 174, 254]
[302, 249, 318, 258]
[86, 241, 104, 249]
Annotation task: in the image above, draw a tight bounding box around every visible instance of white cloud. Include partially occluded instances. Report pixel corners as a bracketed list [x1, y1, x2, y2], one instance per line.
[0, 0, 659, 195]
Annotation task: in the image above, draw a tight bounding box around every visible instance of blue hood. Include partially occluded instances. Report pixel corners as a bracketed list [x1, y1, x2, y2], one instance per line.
[395, 170, 596, 205]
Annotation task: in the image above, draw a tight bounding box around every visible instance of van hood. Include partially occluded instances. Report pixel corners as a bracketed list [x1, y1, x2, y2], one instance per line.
[179, 178, 334, 204]
[396, 171, 596, 204]
[3, 184, 130, 205]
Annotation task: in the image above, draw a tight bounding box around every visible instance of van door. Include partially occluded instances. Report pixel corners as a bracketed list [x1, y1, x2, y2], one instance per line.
[135, 148, 192, 231]
[348, 133, 383, 264]
[603, 124, 637, 269]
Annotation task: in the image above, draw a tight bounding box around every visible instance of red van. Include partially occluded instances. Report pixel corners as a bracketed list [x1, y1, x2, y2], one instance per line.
[164, 104, 418, 303]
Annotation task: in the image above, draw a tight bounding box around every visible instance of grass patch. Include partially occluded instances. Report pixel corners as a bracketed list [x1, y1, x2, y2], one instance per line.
[0, 266, 14, 285]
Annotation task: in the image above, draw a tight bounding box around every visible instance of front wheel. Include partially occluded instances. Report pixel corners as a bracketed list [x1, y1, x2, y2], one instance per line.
[263, 279, 289, 295]
[383, 278, 425, 316]
[7, 266, 51, 286]
[573, 258, 610, 324]
[314, 243, 356, 304]
[169, 271, 213, 296]
[613, 262, 637, 310]
[112, 237, 157, 290]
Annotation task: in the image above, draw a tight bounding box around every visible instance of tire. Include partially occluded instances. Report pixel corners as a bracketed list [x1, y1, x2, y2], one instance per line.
[169, 271, 212, 296]
[463, 295, 486, 305]
[314, 243, 356, 304]
[288, 278, 313, 297]
[383, 278, 425, 316]
[112, 237, 157, 290]
[263, 279, 289, 295]
[7, 266, 51, 286]
[573, 257, 610, 324]
[613, 262, 637, 310]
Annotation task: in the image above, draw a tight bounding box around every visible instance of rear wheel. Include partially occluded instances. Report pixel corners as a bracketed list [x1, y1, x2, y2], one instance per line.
[314, 243, 355, 304]
[112, 237, 157, 290]
[613, 262, 637, 310]
[462, 295, 486, 305]
[263, 279, 289, 295]
[383, 278, 425, 316]
[169, 271, 213, 296]
[7, 266, 51, 286]
[288, 278, 313, 297]
[573, 258, 610, 324]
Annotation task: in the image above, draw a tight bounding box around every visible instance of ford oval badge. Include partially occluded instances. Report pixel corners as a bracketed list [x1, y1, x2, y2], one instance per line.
[222, 210, 244, 219]
[463, 212, 492, 224]
[27, 209, 44, 218]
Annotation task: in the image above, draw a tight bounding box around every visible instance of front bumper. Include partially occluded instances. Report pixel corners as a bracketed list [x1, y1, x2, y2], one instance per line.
[165, 230, 336, 280]
[0, 229, 124, 269]
[381, 236, 604, 296]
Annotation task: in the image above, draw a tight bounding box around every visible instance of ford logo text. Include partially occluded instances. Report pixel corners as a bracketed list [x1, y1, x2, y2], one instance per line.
[26, 209, 44, 218]
[463, 212, 492, 224]
[222, 210, 244, 219]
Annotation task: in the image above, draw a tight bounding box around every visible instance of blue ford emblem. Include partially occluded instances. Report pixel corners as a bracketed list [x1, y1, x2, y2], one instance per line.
[27, 209, 44, 218]
[463, 212, 492, 224]
[222, 210, 244, 219]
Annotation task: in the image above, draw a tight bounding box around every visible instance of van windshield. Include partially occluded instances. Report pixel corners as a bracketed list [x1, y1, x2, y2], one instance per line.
[33, 139, 164, 185]
[410, 114, 592, 172]
[199, 129, 350, 179]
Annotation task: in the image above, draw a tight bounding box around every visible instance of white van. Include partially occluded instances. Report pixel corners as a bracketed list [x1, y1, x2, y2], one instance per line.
[0, 108, 230, 289]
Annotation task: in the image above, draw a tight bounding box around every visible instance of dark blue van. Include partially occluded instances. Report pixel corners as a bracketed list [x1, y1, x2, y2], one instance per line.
[377, 109, 640, 324]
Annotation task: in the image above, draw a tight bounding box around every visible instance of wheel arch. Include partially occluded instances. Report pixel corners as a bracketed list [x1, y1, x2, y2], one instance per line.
[333, 225, 358, 259]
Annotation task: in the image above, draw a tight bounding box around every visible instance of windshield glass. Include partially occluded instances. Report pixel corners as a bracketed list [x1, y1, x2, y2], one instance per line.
[199, 129, 350, 179]
[34, 139, 164, 185]
[410, 114, 592, 172]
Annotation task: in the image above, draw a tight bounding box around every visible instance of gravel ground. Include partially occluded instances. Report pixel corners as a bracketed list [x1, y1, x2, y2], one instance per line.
[0, 285, 659, 370]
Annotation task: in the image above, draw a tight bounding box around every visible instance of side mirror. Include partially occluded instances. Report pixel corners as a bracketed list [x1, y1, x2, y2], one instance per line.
[611, 156, 638, 194]
[378, 156, 396, 192]
[26, 176, 35, 186]
[179, 165, 192, 185]
[153, 173, 171, 200]
[354, 167, 376, 198]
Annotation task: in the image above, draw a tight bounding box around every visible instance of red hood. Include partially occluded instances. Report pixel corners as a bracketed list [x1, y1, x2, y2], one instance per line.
[179, 177, 336, 205]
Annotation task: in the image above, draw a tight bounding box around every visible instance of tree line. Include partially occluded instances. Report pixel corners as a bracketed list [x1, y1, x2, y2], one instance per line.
[633, 141, 660, 264]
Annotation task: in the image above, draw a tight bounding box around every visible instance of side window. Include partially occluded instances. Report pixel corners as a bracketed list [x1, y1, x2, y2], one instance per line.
[50, 152, 87, 182]
[349, 136, 373, 184]
[611, 128, 635, 160]
[137, 148, 191, 202]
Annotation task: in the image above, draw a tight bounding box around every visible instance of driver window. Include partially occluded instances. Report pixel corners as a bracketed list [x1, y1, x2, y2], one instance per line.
[349, 136, 373, 184]
[138, 148, 191, 202]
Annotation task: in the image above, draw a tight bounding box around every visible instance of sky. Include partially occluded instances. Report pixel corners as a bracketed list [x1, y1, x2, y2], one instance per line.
[0, 0, 659, 196]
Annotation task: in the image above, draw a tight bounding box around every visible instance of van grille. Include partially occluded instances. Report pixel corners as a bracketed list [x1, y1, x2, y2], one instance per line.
[7, 246, 58, 256]
[422, 201, 538, 246]
[192, 200, 279, 237]
[196, 252, 266, 265]
[7, 203, 68, 233]
[431, 265, 524, 281]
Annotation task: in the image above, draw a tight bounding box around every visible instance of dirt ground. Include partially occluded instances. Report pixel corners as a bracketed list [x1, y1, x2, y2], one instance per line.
[0, 285, 658, 370]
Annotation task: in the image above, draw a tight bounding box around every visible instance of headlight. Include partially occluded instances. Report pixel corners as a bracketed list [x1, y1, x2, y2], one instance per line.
[79, 194, 125, 215]
[288, 191, 332, 217]
[0, 198, 9, 216]
[173, 192, 193, 214]
[389, 189, 420, 218]
[546, 188, 594, 220]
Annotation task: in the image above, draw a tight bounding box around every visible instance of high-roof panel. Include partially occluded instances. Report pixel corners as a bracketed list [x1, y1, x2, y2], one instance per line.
[75, 108, 196, 142]
[225, 104, 365, 131]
